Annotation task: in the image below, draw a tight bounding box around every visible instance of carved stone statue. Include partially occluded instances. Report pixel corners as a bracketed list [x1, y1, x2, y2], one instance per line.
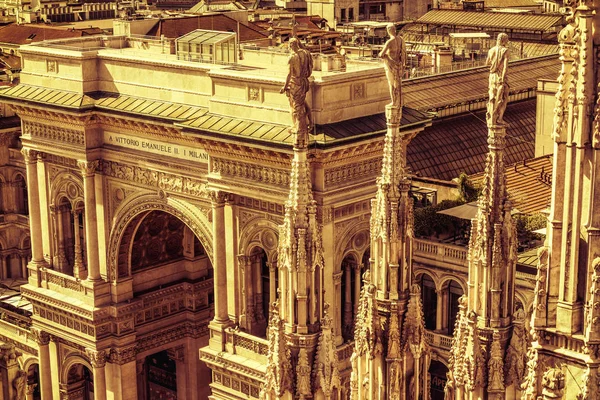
[13, 370, 26, 400]
[378, 23, 406, 107]
[486, 33, 510, 126]
[280, 38, 313, 136]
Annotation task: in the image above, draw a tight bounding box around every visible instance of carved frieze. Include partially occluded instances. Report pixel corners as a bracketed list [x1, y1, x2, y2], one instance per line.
[325, 158, 381, 187]
[212, 157, 290, 188]
[22, 121, 84, 146]
[101, 160, 208, 198]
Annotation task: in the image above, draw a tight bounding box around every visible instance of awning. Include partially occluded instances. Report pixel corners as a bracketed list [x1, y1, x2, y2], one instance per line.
[438, 201, 520, 220]
[438, 201, 479, 220]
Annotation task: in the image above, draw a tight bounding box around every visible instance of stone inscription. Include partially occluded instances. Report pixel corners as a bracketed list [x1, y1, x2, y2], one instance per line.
[105, 132, 209, 163]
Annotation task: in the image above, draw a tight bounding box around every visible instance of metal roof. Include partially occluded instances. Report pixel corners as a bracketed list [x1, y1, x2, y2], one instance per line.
[471, 154, 552, 214]
[0, 85, 94, 108]
[179, 107, 433, 146]
[407, 99, 536, 181]
[95, 93, 208, 121]
[416, 10, 563, 32]
[404, 55, 559, 112]
[176, 29, 236, 45]
[0, 85, 432, 146]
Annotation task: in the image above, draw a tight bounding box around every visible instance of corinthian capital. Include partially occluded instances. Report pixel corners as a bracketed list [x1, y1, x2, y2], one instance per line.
[209, 190, 228, 205]
[85, 348, 107, 368]
[30, 328, 50, 345]
[77, 160, 99, 177]
[21, 148, 38, 164]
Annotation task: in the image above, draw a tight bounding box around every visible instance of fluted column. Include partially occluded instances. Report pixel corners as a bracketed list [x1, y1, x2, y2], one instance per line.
[86, 349, 107, 400]
[211, 191, 229, 323]
[31, 329, 52, 400]
[78, 161, 101, 281]
[22, 149, 44, 266]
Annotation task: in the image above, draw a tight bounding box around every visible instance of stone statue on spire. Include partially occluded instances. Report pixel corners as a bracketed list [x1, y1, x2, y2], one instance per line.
[281, 38, 313, 138]
[486, 33, 510, 126]
[379, 23, 406, 107]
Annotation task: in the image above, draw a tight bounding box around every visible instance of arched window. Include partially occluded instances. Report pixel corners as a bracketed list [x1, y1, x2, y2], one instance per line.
[445, 280, 464, 336]
[418, 273, 437, 330]
[14, 174, 28, 215]
[240, 247, 277, 338]
[64, 364, 93, 400]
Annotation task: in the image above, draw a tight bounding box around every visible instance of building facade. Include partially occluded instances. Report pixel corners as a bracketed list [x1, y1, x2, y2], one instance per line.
[0, 20, 564, 400]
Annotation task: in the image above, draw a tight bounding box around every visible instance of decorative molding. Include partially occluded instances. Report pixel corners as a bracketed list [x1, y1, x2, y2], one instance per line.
[85, 349, 107, 368]
[212, 157, 290, 188]
[101, 160, 208, 198]
[22, 120, 84, 146]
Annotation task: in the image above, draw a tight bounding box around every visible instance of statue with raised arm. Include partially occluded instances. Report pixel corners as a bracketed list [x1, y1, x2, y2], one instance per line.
[486, 33, 510, 126]
[280, 38, 313, 137]
[378, 23, 406, 107]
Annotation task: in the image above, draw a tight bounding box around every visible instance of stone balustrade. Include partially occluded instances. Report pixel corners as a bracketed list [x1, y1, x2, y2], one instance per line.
[413, 238, 468, 270]
[225, 328, 269, 362]
[425, 330, 454, 350]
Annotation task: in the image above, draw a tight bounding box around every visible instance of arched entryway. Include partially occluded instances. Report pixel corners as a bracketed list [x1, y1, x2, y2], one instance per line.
[238, 246, 277, 338]
[26, 363, 41, 399]
[144, 350, 178, 400]
[116, 210, 213, 294]
[442, 279, 464, 335]
[340, 247, 370, 342]
[63, 363, 93, 400]
[417, 273, 437, 331]
[429, 360, 449, 400]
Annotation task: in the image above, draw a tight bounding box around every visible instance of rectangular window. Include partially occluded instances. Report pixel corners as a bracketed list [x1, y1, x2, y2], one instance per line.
[341, 8, 346, 21]
[348, 7, 354, 20]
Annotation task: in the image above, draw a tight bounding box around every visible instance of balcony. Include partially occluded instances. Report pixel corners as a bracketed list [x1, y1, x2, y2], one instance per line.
[413, 238, 468, 271]
[225, 328, 269, 363]
[425, 330, 454, 350]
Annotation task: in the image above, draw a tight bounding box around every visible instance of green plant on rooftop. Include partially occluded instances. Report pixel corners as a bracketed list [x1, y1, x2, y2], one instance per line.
[413, 199, 465, 239]
[457, 172, 481, 203]
[513, 212, 546, 250]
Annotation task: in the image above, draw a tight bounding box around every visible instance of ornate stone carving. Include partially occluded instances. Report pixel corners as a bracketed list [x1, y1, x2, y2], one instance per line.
[29, 328, 50, 345]
[101, 160, 207, 198]
[296, 348, 311, 400]
[540, 366, 565, 399]
[13, 369, 26, 400]
[447, 296, 486, 393]
[487, 330, 505, 393]
[313, 303, 340, 399]
[108, 345, 137, 365]
[85, 349, 107, 368]
[378, 24, 405, 107]
[260, 301, 292, 399]
[402, 285, 428, 360]
[532, 247, 549, 326]
[22, 121, 84, 145]
[505, 308, 530, 388]
[77, 160, 99, 177]
[212, 158, 289, 188]
[585, 258, 600, 340]
[20, 148, 38, 164]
